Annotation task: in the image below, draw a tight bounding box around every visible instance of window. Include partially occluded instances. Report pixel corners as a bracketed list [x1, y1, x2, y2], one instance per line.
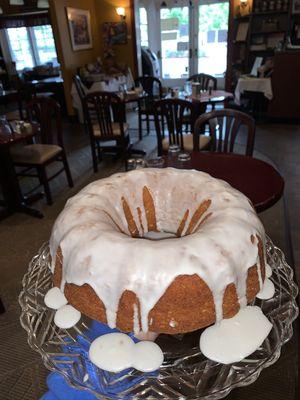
[32, 26, 57, 65]
[6, 27, 34, 71]
[6, 25, 58, 71]
[139, 7, 149, 48]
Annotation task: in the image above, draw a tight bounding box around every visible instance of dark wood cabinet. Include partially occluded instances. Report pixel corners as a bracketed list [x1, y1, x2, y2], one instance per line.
[268, 51, 300, 119]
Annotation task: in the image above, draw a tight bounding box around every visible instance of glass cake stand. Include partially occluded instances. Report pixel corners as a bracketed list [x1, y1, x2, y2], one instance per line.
[19, 238, 299, 400]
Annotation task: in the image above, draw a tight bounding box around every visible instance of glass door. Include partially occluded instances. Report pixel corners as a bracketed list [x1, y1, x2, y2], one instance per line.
[159, 4, 190, 86]
[197, 1, 229, 86]
[142, 0, 230, 88]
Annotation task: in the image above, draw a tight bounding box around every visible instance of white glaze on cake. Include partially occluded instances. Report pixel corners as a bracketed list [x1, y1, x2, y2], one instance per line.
[266, 264, 273, 278]
[50, 168, 266, 333]
[256, 278, 275, 300]
[89, 333, 135, 373]
[44, 287, 68, 310]
[54, 305, 81, 329]
[89, 333, 164, 373]
[132, 341, 164, 372]
[200, 306, 273, 364]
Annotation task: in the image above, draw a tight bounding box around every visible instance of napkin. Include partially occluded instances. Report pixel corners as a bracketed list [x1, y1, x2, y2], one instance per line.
[40, 320, 158, 400]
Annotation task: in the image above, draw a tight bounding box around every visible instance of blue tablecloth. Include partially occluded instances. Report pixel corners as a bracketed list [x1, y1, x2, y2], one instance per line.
[40, 321, 157, 400]
[41, 372, 97, 400]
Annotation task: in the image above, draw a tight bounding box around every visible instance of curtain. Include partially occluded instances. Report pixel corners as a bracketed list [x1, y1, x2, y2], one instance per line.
[0, 11, 50, 29]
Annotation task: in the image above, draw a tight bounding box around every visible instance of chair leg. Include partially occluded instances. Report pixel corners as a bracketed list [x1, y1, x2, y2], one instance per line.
[146, 114, 150, 135]
[138, 111, 142, 141]
[38, 166, 52, 205]
[61, 152, 74, 188]
[91, 140, 98, 173]
[96, 142, 102, 162]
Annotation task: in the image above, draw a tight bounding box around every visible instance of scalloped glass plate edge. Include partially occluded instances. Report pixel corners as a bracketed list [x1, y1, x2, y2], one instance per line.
[19, 239, 299, 400]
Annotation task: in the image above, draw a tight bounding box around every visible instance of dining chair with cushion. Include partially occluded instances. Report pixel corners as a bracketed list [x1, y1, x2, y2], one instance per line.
[135, 76, 163, 139]
[83, 91, 135, 172]
[154, 98, 211, 156]
[193, 109, 256, 156]
[11, 97, 73, 205]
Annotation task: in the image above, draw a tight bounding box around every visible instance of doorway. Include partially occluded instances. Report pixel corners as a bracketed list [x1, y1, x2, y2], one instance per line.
[136, 0, 229, 88]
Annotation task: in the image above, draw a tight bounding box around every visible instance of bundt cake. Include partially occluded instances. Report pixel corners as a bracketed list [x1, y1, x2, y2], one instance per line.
[50, 168, 266, 335]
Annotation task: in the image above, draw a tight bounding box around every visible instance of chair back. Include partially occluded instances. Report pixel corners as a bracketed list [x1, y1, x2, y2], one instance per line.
[188, 73, 217, 91]
[26, 97, 63, 147]
[154, 98, 194, 156]
[194, 109, 255, 156]
[84, 91, 125, 139]
[136, 76, 163, 99]
[73, 74, 86, 102]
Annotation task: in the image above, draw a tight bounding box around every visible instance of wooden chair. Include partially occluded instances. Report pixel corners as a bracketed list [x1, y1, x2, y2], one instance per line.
[83, 91, 134, 172]
[10, 75, 54, 120]
[73, 74, 86, 103]
[187, 73, 217, 90]
[135, 76, 163, 139]
[154, 98, 211, 157]
[193, 109, 256, 156]
[11, 97, 73, 205]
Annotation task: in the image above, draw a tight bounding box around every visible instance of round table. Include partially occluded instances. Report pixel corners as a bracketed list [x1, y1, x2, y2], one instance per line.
[165, 152, 284, 213]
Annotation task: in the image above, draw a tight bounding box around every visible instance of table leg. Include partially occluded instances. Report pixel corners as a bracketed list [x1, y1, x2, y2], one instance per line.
[0, 297, 5, 314]
[0, 147, 44, 219]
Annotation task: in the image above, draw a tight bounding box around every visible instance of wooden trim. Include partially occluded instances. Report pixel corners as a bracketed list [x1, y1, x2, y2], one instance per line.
[225, 0, 235, 92]
[130, 0, 138, 78]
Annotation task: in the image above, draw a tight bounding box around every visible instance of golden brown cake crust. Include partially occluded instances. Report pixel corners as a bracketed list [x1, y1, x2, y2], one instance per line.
[53, 245, 264, 334]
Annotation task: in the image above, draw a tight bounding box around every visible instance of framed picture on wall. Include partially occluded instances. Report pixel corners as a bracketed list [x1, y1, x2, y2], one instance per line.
[103, 22, 127, 46]
[66, 7, 93, 51]
[292, 0, 300, 14]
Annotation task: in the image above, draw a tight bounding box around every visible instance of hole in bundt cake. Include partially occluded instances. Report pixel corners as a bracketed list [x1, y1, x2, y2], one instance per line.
[119, 185, 212, 240]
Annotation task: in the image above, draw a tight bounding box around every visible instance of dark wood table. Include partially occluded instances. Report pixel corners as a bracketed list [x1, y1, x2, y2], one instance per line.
[166, 151, 284, 213]
[0, 122, 44, 220]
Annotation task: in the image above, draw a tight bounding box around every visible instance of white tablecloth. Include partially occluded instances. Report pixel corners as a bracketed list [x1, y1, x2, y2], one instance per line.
[235, 77, 273, 105]
[71, 74, 130, 123]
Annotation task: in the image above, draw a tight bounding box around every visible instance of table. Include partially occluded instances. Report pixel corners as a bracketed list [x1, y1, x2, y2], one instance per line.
[235, 77, 273, 105]
[0, 89, 19, 111]
[188, 89, 233, 105]
[166, 152, 284, 213]
[0, 123, 43, 220]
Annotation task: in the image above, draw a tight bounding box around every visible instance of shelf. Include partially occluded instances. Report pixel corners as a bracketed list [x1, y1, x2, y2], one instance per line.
[234, 15, 250, 21]
[249, 48, 276, 52]
[251, 30, 286, 35]
[252, 11, 289, 16]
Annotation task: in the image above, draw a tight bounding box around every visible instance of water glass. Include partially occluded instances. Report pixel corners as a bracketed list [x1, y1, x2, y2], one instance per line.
[178, 152, 192, 169]
[135, 158, 147, 169]
[168, 144, 180, 158]
[146, 157, 165, 168]
[126, 158, 147, 171]
[127, 158, 137, 171]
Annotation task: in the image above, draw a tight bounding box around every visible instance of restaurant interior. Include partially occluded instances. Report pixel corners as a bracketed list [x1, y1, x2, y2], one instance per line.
[0, 0, 299, 399]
